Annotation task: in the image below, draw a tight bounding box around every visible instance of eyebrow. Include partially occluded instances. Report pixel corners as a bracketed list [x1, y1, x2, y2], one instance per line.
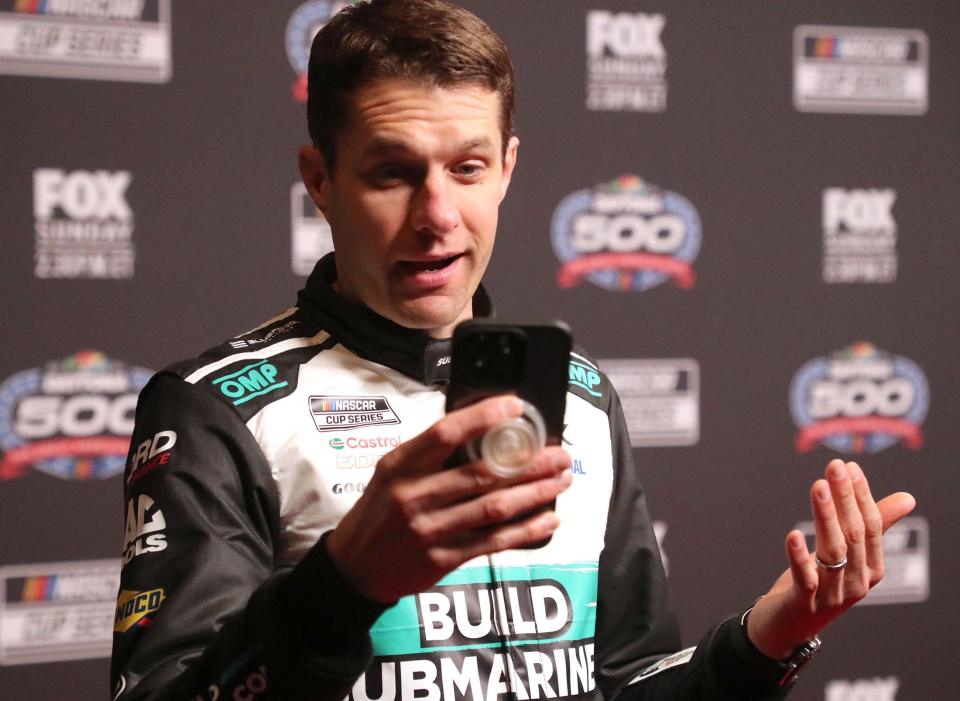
[360, 136, 497, 158]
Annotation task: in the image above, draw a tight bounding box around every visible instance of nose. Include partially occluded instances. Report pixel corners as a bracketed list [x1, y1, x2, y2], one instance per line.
[409, 170, 460, 237]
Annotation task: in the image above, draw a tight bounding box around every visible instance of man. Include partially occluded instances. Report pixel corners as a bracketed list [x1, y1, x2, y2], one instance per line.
[111, 2, 915, 700]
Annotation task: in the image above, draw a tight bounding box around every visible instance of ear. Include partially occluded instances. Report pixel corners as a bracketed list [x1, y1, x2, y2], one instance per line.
[498, 136, 520, 204]
[298, 145, 331, 212]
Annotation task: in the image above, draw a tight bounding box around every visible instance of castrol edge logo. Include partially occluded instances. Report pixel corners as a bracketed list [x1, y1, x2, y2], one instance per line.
[551, 175, 701, 292]
[790, 342, 929, 454]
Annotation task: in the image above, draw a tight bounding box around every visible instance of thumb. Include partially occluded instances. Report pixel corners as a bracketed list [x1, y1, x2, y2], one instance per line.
[878, 492, 916, 533]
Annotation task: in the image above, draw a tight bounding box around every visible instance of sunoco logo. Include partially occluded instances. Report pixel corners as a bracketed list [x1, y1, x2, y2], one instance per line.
[33, 168, 135, 279]
[114, 588, 165, 633]
[0, 351, 151, 480]
[309, 395, 400, 432]
[790, 342, 929, 454]
[285, 1, 350, 102]
[552, 175, 701, 292]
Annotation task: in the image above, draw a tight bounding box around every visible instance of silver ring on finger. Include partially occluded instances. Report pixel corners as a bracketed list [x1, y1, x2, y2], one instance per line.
[814, 552, 848, 570]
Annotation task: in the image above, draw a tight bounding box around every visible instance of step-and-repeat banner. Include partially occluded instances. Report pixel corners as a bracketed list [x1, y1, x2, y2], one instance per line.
[1, 2, 958, 699]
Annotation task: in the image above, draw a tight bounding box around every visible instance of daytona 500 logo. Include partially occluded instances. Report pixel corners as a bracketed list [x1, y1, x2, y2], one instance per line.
[790, 342, 929, 454]
[551, 175, 701, 292]
[0, 351, 152, 479]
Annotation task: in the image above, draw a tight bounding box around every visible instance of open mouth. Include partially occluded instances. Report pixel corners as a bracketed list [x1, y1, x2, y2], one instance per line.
[398, 254, 462, 274]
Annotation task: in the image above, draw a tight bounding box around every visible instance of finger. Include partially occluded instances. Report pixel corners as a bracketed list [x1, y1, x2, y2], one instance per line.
[847, 462, 885, 575]
[785, 529, 818, 596]
[811, 477, 846, 604]
[435, 508, 563, 565]
[396, 446, 571, 511]
[379, 395, 523, 475]
[877, 492, 917, 532]
[812, 475, 847, 567]
[827, 460, 867, 579]
[412, 469, 573, 543]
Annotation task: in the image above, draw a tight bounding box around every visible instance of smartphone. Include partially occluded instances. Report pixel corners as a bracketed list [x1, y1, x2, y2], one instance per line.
[445, 319, 572, 546]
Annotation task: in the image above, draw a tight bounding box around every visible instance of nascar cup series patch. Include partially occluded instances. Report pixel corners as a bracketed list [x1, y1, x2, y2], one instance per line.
[789, 342, 929, 454]
[0, 351, 152, 480]
[552, 175, 701, 293]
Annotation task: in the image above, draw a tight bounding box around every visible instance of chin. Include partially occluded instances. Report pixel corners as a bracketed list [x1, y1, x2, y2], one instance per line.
[393, 295, 469, 337]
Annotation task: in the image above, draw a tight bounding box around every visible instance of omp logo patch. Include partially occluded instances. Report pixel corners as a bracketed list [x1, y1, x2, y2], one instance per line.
[212, 360, 287, 406]
[569, 359, 602, 398]
[113, 588, 165, 633]
[309, 396, 400, 432]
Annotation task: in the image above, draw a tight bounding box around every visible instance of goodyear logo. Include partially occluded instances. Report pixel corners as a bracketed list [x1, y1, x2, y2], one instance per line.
[212, 361, 287, 406]
[114, 588, 165, 633]
[569, 360, 602, 398]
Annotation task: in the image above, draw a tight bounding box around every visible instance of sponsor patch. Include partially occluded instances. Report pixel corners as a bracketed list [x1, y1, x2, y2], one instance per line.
[126, 429, 176, 487]
[0, 559, 120, 665]
[122, 494, 167, 567]
[212, 360, 288, 407]
[790, 342, 929, 454]
[0, 0, 172, 83]
[113, 588, 165, 633]
[309, 395, 400, 432]
[0, 351, 152, 480]
[601, 359, 699, 447]
[793, 25, 928, 115]
[568, 355, 603, 398]
[552, 175, 701, 293]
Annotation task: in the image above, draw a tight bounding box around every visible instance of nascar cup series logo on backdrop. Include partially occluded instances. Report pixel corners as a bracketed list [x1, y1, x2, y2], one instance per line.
[790, 342, 928, 454]
[286, 0, 350, 102]
[33, 168, 135, 279]
[0, 0, 172, 83]
[552, 175, 701, 292]
[0, 351, 152, 480]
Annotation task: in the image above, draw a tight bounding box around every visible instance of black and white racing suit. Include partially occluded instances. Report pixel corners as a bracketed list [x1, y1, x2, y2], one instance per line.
[111, 254, 792, 701]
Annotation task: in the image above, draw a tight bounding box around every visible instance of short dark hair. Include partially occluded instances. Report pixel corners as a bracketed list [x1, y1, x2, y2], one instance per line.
[307, 0, 515, 170]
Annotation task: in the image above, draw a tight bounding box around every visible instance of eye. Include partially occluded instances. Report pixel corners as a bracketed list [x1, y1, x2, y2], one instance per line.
[453, 161, 486, 179]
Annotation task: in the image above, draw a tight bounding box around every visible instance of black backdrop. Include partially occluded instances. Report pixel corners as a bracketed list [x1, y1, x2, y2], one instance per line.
[1, 2, 958, 699]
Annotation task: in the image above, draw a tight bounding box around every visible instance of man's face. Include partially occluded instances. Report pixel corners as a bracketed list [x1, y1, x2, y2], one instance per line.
[299, 78, 519, 338]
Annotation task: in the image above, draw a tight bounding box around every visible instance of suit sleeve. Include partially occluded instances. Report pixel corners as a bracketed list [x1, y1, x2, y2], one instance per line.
[111, 372, 387, 701]
[594, 388, 794, 700]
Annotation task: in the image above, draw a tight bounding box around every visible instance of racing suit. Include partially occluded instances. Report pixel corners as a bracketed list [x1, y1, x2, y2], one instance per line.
[111, 253, 793, 701]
